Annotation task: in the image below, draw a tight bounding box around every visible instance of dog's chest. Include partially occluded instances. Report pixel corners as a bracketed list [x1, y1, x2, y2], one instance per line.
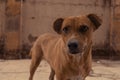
[66, 75, 83, 80]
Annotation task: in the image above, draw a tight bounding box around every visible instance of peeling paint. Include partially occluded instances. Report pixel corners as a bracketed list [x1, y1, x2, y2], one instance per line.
[103, 0, 112, 7]
[0, 0, 6, 3]
[6, 0, 21, 16]
[28, 34, 37, 43]
[16, 0, 25, 2]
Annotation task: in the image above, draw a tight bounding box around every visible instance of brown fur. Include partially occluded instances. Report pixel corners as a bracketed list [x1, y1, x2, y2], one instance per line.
[29, 14, 102, 80]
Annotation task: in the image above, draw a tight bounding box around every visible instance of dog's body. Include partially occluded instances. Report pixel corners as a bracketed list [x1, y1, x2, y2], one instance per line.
[29, 14, 102, 80]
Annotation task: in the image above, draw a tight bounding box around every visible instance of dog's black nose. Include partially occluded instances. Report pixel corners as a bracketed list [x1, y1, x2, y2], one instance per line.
[68, 42, 78, 50]
[68, 41, 79, 54]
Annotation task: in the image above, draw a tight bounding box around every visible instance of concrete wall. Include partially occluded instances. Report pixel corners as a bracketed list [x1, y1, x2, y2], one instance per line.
[22, 0, 111, 48]
[1, 0, 21, 50]
[0, 1, 6, 36]
[111, 0, 120, 55]
[1, 0, 120, 58]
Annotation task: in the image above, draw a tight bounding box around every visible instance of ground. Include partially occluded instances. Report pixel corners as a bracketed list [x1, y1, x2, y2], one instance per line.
[0, 59, 120, 80]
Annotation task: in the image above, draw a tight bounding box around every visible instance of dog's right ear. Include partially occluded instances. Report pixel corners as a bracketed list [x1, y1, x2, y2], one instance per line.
[53, 18, 64, 34]
[87, 14, 102, 31]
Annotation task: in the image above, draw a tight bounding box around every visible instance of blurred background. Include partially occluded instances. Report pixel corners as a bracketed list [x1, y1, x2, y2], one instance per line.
[0, 0, 120, 80]
[0, 0, 120, 60]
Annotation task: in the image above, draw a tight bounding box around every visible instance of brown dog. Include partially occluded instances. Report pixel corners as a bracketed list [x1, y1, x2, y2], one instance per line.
[29, 14, 102, 80]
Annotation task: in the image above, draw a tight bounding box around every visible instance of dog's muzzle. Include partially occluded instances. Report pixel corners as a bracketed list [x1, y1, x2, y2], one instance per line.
[68, 40, 84, 54]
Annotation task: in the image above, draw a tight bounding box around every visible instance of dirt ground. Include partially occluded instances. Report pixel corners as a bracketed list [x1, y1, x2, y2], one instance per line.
[0, 59, 120, 80]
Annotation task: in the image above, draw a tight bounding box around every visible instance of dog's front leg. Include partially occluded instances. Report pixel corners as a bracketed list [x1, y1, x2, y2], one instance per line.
[29, 46, 43, 80]
[49, 67, 55, 80]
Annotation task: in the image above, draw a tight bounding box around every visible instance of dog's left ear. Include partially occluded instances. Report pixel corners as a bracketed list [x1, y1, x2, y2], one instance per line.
[53, 18, 64, 34]
[87, 14, 102, 31]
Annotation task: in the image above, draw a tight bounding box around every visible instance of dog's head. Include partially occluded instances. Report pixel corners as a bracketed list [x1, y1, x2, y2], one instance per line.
[53, 14, 102, 55]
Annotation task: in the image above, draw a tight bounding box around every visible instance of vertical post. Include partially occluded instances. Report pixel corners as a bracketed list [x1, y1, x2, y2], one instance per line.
[20, 0, 23, 49]
[109, 0, 114, 59]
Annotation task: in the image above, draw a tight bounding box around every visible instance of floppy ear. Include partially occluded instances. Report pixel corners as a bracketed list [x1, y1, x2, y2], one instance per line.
[53, 18, 64, 34]
[87, 14, 102, 31]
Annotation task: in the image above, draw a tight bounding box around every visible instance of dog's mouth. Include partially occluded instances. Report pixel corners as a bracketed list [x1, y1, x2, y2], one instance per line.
[69, 48, 84, 54]
[67, 39, 87, 55]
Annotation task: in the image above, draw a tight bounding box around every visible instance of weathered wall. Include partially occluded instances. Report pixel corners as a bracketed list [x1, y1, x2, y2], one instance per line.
[0, 1, 6, 37]
[1, 0, 120, 59]
[111, 0, 120, 55]
[5, 0, 21, 50]
[22, 0, 111, 48]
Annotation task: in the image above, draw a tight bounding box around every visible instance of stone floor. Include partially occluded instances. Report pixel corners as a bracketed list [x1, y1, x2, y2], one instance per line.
[0, 59, 120, 80]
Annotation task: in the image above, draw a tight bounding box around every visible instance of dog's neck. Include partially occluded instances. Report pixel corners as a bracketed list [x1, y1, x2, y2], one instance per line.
[63, 41, 92, 64]
[59, 40, 92, 78]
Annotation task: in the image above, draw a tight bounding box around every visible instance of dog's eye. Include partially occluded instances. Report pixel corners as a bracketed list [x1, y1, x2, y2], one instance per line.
[79, 25, 89, 33]
[63, 26, 69, 34]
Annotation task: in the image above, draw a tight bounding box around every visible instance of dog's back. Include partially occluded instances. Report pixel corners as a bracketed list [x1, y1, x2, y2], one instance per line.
[30, 33, 62, 61]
